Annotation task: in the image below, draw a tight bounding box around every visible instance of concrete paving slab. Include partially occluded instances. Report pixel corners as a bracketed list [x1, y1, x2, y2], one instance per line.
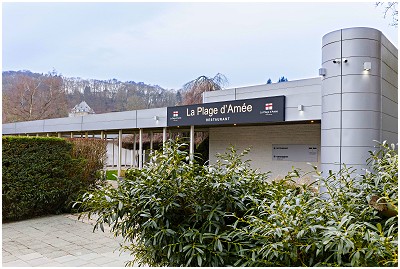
[2, 214, 137, 267]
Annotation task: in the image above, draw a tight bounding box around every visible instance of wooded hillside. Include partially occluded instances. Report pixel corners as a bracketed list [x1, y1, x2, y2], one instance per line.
[2, 70, 181, 123]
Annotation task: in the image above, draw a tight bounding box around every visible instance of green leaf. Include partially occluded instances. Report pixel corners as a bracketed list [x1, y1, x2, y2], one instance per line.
[197, 255, 202, 266]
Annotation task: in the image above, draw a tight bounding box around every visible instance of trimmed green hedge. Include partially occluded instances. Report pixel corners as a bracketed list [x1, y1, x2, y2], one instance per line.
[2, 136, 85, 221]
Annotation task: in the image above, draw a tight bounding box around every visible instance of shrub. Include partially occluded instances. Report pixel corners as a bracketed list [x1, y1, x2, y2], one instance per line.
[2, 136, 85, 221]
[78, 140, 398, 267]
[67, 138, 107, 186]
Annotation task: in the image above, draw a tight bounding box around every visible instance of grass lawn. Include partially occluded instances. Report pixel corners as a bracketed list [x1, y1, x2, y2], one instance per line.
[105, 169, 127, 180]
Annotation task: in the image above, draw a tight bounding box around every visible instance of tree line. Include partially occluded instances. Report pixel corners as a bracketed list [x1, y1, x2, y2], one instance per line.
[2, 70, 181, 123]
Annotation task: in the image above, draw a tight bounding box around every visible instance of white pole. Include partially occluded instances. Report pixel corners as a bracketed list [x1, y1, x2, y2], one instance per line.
[150, 131, 154, 152]
[118, 130, 122, 177]
[163, 127, 167, 143]
[139, 129, 143, 169]
[131, 133, 135, 167]
[133, 133, 137, 167]
[190, 125, 195, 161]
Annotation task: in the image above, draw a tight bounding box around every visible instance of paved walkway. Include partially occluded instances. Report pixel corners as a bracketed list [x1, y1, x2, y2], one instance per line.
[2, 213, 138, 267]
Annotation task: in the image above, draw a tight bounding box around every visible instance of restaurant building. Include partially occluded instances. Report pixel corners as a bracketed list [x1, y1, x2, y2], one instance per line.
[3, 27, 398, 178]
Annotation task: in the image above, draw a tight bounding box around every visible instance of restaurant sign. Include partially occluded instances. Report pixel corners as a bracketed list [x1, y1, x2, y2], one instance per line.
[167, 96, 285, 126]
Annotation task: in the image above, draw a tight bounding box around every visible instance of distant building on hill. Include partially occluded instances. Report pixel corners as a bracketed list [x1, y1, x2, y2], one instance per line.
[69, 101, 95, 117]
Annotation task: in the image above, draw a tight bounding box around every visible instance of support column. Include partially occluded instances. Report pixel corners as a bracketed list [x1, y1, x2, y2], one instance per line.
[46, 133, 49, 137]
[150, 131, 154, 151]
[131, 133, 136, 167]
[36, 134, 39, 137]
[163, 127, 167, 144]
[112, 138, 115, 168]
[118, 130, 122, 177]
[85, 132, 88, 139]
[190, 125, 195, 161]
[101, 131, 104, 140]
[58, 133, 61, 138]
[139, 129, 143, 169]
[70, 132, 73, 138]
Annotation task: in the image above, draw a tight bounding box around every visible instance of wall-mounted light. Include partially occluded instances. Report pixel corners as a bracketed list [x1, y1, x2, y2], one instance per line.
[363, 62, 371, 71]
[298, 105, 304, 111]
[153, 116, 159, 121]
[318, 68, 326, 76]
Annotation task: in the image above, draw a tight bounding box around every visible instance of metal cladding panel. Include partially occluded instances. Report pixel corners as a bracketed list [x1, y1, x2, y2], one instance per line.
[167, 96, 285, 127]
[204, 78, 321, 103]
[15, 120, 44, 133]
[342, 57, 381, 77]
[203, 89, 236, 103]
[321, 94, 341, 113]
[382, 63, 398, 88]
[342, 75, 380, 94]
[280, 92, 321, 108]
[382, 114, 398, 133]
[285, 106, 321, 121]
[341, 111, 380, 129]
[322, 41, 341, 63]
[321, 129, 340, 147]
[342, 39, 381, 59]
[382, 131, 398, 144]
[342, 92, 381, 112]
[341, 27, 382, 41]
[340, 146, 373, 165]
[44, 117, 82, 132]
[235, 84, 321, 101]
[381, 34, 398, 58]
[320, 163, 341, 174]
[321, 111, 341, 130]
[322, 29, 341, 47]
[320, 146, 341, 164]
[382, 79, 398, 103]
[382, 46, 398, 73]
[2, 123, 16, 134]
[137, 107, 167, 128]
[321, 60, 341, 79]
[82, 111, 137, 131]
[382, 96, 398, 118]
[341, 129, 380, 147]
[321, 76, 341, 96]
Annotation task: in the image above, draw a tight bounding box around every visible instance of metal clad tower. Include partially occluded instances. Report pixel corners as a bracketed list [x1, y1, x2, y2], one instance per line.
[321, 27, 398, 175]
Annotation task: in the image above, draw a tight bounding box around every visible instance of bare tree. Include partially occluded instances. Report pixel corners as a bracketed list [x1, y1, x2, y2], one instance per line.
[181, 73, 228, 105]
[376, 2, 398, 27]
[3, 72, 68, 122]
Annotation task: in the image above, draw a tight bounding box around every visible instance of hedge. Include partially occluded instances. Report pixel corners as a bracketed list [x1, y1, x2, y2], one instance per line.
[2, 136, 85, 221]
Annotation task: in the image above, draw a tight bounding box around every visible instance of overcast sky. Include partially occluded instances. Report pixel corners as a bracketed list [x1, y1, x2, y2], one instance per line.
[3, 1, 398, 89]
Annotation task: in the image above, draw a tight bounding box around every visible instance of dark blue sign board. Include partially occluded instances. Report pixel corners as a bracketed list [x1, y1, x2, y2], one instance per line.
[167, 96, 285, 126]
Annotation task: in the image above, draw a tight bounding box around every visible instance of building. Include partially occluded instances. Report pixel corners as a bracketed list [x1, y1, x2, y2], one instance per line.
[2, 27, 398, 179]
[69, 101, 95, 117]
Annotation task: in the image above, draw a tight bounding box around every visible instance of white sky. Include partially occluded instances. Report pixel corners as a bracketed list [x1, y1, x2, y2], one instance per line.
[2, 1, 398, 89]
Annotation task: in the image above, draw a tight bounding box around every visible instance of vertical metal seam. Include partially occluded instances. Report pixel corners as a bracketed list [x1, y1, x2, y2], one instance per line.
[340, 29, 343, 172]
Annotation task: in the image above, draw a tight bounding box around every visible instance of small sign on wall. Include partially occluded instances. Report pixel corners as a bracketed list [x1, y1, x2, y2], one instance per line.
[272, 144, 318, 162]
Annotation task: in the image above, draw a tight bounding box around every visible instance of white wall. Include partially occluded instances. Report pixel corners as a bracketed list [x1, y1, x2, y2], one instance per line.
[209, 123, 321, 181]
[106, 142, 135, 168]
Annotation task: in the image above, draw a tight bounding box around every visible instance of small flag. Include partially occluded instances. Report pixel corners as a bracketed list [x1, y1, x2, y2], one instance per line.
[265, 103, 273, 110]
[173, 111, 179, 117]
